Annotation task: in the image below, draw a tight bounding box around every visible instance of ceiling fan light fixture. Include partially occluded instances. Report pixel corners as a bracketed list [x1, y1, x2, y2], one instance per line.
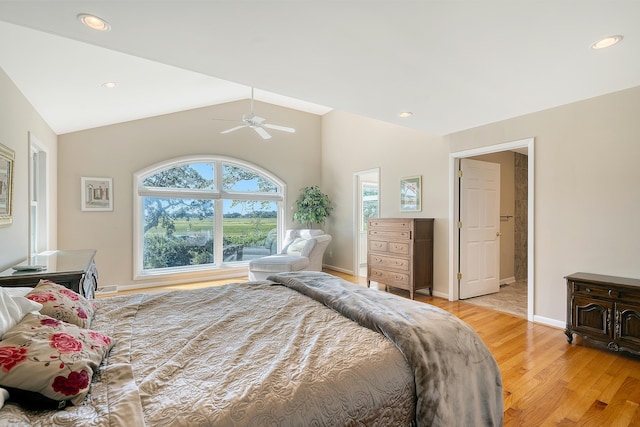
[591, 35, 623, 50]
[219, 87, 295, 140]
[78, 13, 111, 32]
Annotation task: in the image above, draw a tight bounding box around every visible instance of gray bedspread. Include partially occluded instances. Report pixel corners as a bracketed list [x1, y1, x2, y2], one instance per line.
[0, 277, 415, 426]
[271, 271, 504, 426]
[0, 272, 502, 426]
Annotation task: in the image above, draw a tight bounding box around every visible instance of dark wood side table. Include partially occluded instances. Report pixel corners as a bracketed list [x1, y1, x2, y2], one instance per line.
[565, 272, 640, 356]
[0, 249, 98, 299]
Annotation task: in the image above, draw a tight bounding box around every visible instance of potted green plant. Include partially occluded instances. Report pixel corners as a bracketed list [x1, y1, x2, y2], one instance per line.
[293, 186, 333, 229]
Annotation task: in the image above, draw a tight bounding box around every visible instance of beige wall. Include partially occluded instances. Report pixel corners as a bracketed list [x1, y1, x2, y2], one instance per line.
[322, 86, 640, 325]
[448, 86, 640, 323]
[321, 110, 451, 296]
[5, 63, 639, 326]
[471, 151, 516, 282]
[58, 100, 322, 287]
[0, 67, 57, 269]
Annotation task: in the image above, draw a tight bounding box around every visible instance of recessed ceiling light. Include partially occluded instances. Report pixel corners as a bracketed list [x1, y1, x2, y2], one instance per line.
[102, 82, 117, 89]
[78, 13, 111, 32]
[398, 112, 413, 118]
[591, 35, 623, 50]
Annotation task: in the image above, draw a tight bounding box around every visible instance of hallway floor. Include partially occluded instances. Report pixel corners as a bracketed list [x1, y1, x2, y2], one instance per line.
[463, 280, 528, 318]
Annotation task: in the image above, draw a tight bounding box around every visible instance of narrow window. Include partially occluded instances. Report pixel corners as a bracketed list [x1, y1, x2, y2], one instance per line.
[29, 138, 48, 255]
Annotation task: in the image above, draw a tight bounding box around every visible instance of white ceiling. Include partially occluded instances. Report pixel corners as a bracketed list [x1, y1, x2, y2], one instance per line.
[0, 1, 639, 136]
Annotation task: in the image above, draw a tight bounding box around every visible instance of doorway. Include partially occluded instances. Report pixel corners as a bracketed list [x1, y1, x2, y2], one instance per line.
[28, 132, 49, 256]
[353, 168, 380, 277]
[449, 138, 534, 321]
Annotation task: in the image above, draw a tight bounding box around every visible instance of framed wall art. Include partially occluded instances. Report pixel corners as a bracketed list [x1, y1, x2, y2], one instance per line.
[400, 175, 422, 212]
[0, 143, 15, 226]
[81, 177, 113, 211]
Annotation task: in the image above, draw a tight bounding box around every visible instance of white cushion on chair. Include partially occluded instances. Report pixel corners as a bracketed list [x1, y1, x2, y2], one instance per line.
[248, 229, 331, 281]
[249, 255, 309, 273]
[284, 237, 316, 257]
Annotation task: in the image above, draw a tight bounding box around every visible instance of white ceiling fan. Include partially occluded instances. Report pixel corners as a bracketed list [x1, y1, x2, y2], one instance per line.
[219, 88, 296, 140]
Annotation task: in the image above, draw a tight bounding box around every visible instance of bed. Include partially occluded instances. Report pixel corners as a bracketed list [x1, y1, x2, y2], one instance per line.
[0, 271, 503, 426]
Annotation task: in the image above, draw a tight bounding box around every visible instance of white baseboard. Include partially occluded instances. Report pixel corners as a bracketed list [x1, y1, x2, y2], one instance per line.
[116, 269, 248, 292]
[500, 276, 516, 286]
[533, 315, 565, 329]
[431, 290, 449, 299]
[95, 285, 118, 295]
[322, 264, 354, 275]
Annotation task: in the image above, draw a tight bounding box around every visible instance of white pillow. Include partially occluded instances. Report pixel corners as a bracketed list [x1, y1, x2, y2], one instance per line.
[3, 287, 34, 298]
[285, 237, 316, 257]
[0, 288, 43, 339]
[0, 387, 8, 409]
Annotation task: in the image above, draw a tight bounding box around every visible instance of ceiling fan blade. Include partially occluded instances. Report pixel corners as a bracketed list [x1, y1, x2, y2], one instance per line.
[252, 126, 272, 140]
[263, 124, 296, 133]
[221, 124, 248, 134]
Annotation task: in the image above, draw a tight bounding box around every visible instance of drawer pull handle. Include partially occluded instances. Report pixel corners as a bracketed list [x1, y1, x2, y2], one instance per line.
[608, 289, 619, 298]
[585, 288, 591, 293]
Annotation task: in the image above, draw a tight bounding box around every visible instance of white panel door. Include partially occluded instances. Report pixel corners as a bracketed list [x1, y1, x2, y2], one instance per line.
[459, 159, 501, 299]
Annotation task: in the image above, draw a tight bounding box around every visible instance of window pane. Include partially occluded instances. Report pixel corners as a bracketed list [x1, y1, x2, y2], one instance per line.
[142, 196, 214, 269]
[136, 156, 283, 276]
[30, 204, 37, 254]
[222, 164, 277, 193]
[143, 163, 214, 190]
[361, 183, 379, 231]
[222, 199, 277, 261]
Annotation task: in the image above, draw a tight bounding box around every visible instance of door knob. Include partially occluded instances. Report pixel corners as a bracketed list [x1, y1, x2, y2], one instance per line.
[496, 232, 502, 237]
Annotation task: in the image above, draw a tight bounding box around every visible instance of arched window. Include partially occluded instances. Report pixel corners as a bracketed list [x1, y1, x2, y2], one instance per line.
[133, 156, 285, 279]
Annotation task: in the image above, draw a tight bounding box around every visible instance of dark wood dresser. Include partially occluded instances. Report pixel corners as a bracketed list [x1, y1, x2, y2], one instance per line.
[565, 272, 640, 355]
[0, 249, 98, 299]
[367, 218, 433, 299]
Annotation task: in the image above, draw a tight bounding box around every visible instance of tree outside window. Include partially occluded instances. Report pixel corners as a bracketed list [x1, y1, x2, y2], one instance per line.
[135, 157, 283, 276]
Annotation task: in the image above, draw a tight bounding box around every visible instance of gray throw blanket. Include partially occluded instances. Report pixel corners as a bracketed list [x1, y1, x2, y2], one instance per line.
[270, 271, 503, 427]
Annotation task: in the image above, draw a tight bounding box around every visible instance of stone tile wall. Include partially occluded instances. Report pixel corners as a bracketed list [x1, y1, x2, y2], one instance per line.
[514, 152, 528, 280]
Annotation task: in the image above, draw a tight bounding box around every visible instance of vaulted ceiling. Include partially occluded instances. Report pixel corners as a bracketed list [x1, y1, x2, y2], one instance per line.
[1, 1, 638, 135]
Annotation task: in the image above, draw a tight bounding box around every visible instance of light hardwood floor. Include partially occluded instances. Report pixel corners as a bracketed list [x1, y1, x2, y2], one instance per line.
[110, 270, 640, 426]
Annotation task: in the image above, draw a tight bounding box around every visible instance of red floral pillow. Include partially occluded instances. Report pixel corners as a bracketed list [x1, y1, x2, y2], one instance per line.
[26, 280, 96, 328]
[0, 313, 114, 406]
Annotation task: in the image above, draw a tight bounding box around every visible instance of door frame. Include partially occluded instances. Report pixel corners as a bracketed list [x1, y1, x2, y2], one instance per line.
[449, 138, 535, 321]
[28, 132, 50, 256]
[353, 168, 380, 276]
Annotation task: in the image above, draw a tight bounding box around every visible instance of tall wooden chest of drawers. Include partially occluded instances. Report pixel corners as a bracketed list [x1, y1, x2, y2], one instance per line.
[367, 218, 433, 299]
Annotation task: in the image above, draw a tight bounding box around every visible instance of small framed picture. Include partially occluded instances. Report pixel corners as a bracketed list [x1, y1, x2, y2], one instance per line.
[81, 177, 113, 211]
[400, 175, 422, 212]
[0, 143, 15, 226]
